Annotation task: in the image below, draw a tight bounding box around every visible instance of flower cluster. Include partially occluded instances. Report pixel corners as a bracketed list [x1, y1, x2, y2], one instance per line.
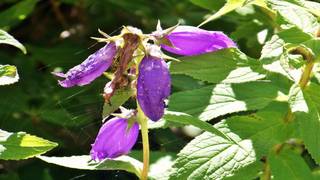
[53, 25, 236, 160]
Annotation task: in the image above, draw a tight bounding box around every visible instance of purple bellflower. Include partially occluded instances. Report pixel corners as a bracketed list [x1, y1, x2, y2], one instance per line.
[90, 117, 139, 160]
[160, 26, 236, 56]
[137, 49, 171, 121]
[53, 42, 117, 87]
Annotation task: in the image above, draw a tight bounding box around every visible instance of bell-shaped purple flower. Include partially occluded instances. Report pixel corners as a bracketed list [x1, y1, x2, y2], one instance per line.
[90, 117, 139, 161]
[53, 42, 117, 88]
[137, 55, 171, 121]
[160, 26, 236, 56]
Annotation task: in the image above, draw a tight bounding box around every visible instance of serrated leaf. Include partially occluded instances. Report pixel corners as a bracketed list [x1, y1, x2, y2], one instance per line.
[269, 148, 314, 180]
[169, 102, 296, 179]
[0, 29, 26, 54]
[102, 87, 134, 118]
[168, 81, 279, 121]
[268, 0, 318, 33]
[0, 129, 58, 160]
[0, 65, 19, 85]
[303, 1, 320, 17]
[168, 120, 257, 180]
[170, 48, 266, 84]
[295, 83, 320, 164]
[38, 155, 142, 178]
[0, 0, 38, 29]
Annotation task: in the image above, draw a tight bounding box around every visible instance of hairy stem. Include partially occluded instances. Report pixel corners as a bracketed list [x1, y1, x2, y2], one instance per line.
[137, 105, 149, 180]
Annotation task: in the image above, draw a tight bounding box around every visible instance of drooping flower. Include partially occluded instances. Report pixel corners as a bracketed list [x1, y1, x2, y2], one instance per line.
[137, 53, 171, 121]
[160, 26, 236, 56]
[53, 42, 117, 88]
[90, 117, 139, 160]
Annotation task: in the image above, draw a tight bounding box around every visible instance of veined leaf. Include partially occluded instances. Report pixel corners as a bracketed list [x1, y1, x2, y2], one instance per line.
[0, 129, 57, 160]
[169, 102, 296, 179]
[294, 83, 320, 164]
[168, 120, 257, 180]
[268, 0, 318, 33]
[170, 48, 266, 84]
[0, 65, 19, 85]
[0, 29, 26, 54]
[168, 81, 279, 121]
[38, 155, 142, 178]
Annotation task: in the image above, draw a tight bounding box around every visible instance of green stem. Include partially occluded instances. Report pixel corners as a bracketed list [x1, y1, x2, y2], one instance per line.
[137, 105, 149, 180]
[284, 60, 314, 123]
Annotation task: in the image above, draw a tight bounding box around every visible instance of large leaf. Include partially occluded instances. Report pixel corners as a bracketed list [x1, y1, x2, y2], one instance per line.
[170, 48, 266, 84]
[168, 81, 279, 121]
[268, 0, 318, 33]
[0, 0, 38, 29]
[168, 120, 257, 180]
[38, 155, 142, 178]
[0, 65, 19, 85]
[168, 102, 296, 179]
[0, 129, 57, 160]
[294, 83, 320, 164]
[0, 29, 26, 54]
[269, 148, 314, 180]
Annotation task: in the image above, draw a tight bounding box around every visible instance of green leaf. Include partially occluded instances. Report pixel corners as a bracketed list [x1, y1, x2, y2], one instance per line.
[224, 161, 262, 180]
[168, 120, 257, 180]
[288, 83, 308, 112]
[268, 0, 318, 33]
[102, 87, 134, 118]
[170, 48, 266, 84]
[269, 148, 314, 180]
[169, 101, 296, 179]
[0, 129, 58, 160]
[277, 26, 313, 44]
[260, 35, 284, 62]
[303, 1, 320, 17]
[38, 155, 142, 178]
[303, 39, 320, 61]
[0, 65, 19, 85]
[0, 0, 38, 29]
[168, 81, 279, 121]
[295, 83, 320, 164]
[198, 0, 246, 26]
[0, 29, 26, 54]
[164, 111, 236, 142]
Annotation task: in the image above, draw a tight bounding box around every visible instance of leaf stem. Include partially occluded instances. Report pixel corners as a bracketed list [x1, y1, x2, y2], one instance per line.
[137, 105, 149, 180]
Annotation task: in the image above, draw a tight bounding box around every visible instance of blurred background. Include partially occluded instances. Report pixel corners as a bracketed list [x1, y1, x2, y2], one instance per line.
[0, 0, 301, 179]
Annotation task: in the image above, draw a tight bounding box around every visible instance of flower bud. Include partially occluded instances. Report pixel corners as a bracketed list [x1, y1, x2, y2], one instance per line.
[137, 55, 171, 121]
[90, 117, 139, 160]
[53, 42, 117, 87]
[160, 26, 236, 56]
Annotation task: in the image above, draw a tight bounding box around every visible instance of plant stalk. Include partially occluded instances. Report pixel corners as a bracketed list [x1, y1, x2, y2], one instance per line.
[137, 105, 149, 180]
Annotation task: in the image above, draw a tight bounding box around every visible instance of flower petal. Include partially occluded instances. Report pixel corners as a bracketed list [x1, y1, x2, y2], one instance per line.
[161, 26, 236, 56]
[137, 56, 171, 121]
[53, 42, 117, 88]
[90, 117, 139, 160]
